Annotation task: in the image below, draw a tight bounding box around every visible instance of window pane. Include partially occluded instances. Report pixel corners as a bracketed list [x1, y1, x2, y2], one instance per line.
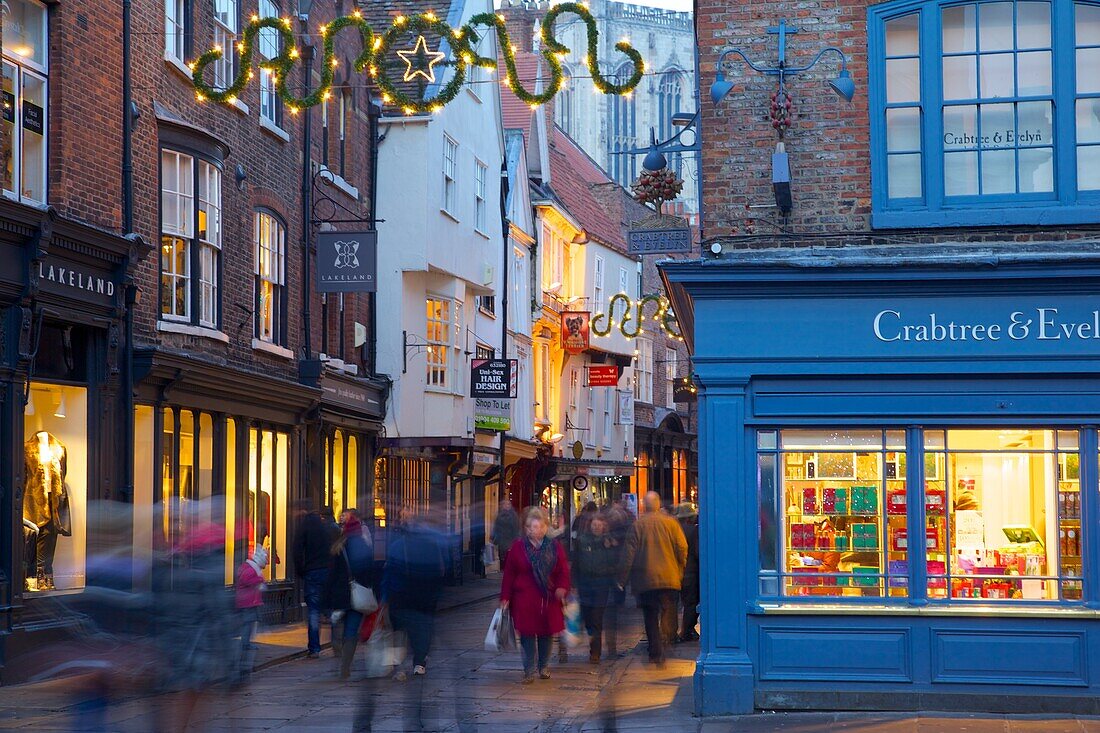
[1016, 51, 1051, 96]
[1058, 431, 1081, 451]
[888, 153, 923, 198]
[979, 2, 1014, 51]
[943, 4, 977, 53]
[886, 13, 920, 56]
[1077, 2, 1100, 46]
[1079, 145, 1100, 190]
[886, 58, 920, 103]
[1017, 100, 1052, 146]
[944, 105, 978, 149]
[780, 429, 885, 450]
[943, 55, 978, 100]
[979, 103, 1014, 148]
[1018, 146, 1054, 192]
[981, 149, 1016, 193]
[1017, 2, 1051, 49]
[1078, 49, 1100, 94]
[886, 107, 921, 150]
[4, 0, 47, 68]
[1, 63, 14, 195]
[945, 150, 979, 195]
[759, 453, 777, 571]
[20, 71, 45, 202]
[979, 53, 1014, 98]
[1077, 99, 1100, 143]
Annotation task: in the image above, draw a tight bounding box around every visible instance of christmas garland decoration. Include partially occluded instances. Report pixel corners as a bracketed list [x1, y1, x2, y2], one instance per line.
[191, 4, 644, 115]
[591, 293, 682, 340]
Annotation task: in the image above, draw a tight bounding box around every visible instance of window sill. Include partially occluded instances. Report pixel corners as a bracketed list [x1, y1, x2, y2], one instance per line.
[872, 204, 1100, 230]
[478, 307, 496, 319]
[157, 320, 230, 343]
[441, 208, 460, 223]
[465, 87, 483, 104]
[475, 228, 491, 240]
[318, 166, 359, 200]
[2, 190, 47, 209]
[754, 603, 1098, 619]
[229, 97, 250, 116]
[260, 116, 290, 143]
[252, 338, 294, 359]
[164, 53, 194, 82]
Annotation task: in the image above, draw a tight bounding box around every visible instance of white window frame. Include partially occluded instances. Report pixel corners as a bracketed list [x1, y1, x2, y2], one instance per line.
[212, 0, 238, 90]
[534, 340, 550, 422]
[602, 389, 612, 448]
[197, 161, 221, 328]
[666, 347, 678, 408]
[258, 0, 281, 129]
[541, 224, 564, 291]
[443, 135, 458, 217]
[569, 368, 580, 434]
[593, 256, 605, 313]
[618, 266, 629, 296]
[161, 150, 195, 322]
[426, 296, 462, 392]
[586, 385, 595, 448]
[475, 159, 488, 233]
[160, 150, 221, 328]
[634, 338, 653, 403]
[165, 0, 187, 63]
[3, 0, 49, 205]
[511, 247, 529, 334]
[254, 211, 286, 344]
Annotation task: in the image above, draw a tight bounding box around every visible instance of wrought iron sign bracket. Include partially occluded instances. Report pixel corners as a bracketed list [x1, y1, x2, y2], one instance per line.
[310, 167, 384, 228]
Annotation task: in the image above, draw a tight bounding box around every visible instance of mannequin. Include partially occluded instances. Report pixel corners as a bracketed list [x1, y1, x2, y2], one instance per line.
[23, 431, 70, 591]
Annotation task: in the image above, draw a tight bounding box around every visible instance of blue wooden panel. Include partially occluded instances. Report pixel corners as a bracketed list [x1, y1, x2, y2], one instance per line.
[759, 628, 912, 682]
[932, 631, 1087, 686]
[754, 390, 1100, 418]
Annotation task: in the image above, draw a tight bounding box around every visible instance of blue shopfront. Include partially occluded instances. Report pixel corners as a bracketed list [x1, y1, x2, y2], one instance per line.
[663, 244, 1100, 715]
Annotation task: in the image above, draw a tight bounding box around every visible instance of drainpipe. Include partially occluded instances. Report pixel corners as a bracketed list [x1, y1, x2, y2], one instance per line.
[300, 40, 314, 360]
[367, 91, 381, 376]
[121, 0, 135, 502]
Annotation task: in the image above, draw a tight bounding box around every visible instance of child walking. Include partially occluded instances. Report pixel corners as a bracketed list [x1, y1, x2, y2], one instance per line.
[234, 545, 268, 685]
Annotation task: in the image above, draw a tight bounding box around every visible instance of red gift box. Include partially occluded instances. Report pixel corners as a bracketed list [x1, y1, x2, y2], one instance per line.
[887, 490, 907, 515]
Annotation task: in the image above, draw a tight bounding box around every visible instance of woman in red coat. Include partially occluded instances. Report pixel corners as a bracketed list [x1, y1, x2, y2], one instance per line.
[500, 507, 571, 683]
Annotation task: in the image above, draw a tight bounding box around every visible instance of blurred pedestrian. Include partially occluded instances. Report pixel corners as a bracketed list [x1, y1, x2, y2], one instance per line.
[674, 503, 700, 642]
[382, 509, 448, 678]
[616, 491, 687, 667]
[294, 500, 339, 659]
[500, 507, 571, 683]
[233, 544, 268, 684]
[324, 509, 374, 680]
[491, 500, 520, 570]
[572, 500, 598, 539]
[573, 513, 620, 664]
[606, 500, 634, 608]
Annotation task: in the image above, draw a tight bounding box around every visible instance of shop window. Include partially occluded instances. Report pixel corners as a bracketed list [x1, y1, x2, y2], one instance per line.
[212, 0, 238, 91]
[254, 209, 287, 345]
[159, 407, 215, 551]
[22, 383, 86, 593]
[224, 416, 237, 584]
[759, 429, 908, 598]
[325, 430, 359, 519]
[160, 150, 222, 328]
[870, 1, 1100, 227]
[247, 427, 289, 581]
[2, 0, 48, 204]
[924, 429, 1080, 601]
[258, 0, 282, 129]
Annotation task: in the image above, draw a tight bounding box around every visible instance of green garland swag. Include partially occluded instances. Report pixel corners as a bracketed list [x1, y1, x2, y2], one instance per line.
[192, 5, 644, 115]
[591, 294, 681, 340]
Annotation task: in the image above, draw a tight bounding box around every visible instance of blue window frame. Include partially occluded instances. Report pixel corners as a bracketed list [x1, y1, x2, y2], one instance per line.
[869, 0, 1100, 228]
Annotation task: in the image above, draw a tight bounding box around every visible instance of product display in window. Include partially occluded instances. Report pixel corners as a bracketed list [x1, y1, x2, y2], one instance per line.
[23, 383, 87, 593]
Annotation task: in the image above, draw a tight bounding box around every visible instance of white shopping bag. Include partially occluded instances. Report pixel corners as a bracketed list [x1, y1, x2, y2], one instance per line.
[485, 608, 503, 651]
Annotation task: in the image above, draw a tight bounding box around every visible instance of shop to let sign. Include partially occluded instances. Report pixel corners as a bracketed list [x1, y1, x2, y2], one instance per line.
[474, 398, 511, 431]
[470, 359, 517, 398]
[561, 311, 590, 355]
[587, 365, 618, 387]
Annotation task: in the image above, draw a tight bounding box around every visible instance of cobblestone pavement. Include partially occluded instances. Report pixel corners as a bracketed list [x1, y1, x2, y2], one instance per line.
[1, 596, 1098, 732]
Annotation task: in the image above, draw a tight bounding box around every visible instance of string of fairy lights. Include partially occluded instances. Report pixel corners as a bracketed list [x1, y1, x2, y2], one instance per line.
[591, 293, 683, 341]
[190, 2, 645, 115]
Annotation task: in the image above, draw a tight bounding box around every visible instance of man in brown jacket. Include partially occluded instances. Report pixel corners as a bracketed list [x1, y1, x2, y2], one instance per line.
[617, 491, 688, 666]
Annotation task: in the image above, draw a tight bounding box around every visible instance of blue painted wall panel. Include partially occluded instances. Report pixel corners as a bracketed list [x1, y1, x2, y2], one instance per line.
[759, 628, 912, 682]
[931, 631, 1088, 686]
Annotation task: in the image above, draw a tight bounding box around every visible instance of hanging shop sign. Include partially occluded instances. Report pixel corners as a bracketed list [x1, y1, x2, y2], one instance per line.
[587, 365, 619, 387]
[673, 380, 698, 403]
[190, 5, 644, 116]
[561, 311, 591, 355]
[616, 389, 635, 426]
[316, 230, 377, 292]
[474, 398, 511, 431]
[627, 227, 692, 255]
[571, 475, 589, 492]
[470, 359, 517, 398]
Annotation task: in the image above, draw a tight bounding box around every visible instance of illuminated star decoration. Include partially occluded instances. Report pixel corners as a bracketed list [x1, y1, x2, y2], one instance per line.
[397, 35, 446, 83]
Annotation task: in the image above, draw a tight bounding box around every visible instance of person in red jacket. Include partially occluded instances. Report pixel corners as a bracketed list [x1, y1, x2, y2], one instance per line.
[500, 507, 571, 684]
[234, 545, 268, 685]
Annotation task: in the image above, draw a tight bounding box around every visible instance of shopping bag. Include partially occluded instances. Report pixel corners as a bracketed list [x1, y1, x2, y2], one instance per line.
[484, 608, 503, 651]
[362, 612, 408, 678]
[349, 581, 379, 614]
[496, 609, 516, 651]
[358, 609, 380, 642]
[482, 544, 497, 567]
[561, 595, 586, 648]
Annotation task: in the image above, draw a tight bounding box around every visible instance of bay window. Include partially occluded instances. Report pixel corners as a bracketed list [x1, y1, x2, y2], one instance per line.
[870, 0, 1100, 227]
[160, 149, 222, 328]
[426, 296, 461, 391]
[2, 0, 48, 204]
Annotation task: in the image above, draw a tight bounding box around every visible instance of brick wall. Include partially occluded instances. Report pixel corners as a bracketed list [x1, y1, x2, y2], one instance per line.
[695, 0, 1100, 248]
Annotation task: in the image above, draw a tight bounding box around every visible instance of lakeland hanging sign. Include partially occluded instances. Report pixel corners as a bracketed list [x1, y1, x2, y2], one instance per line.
[316, 231, 376, 293]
